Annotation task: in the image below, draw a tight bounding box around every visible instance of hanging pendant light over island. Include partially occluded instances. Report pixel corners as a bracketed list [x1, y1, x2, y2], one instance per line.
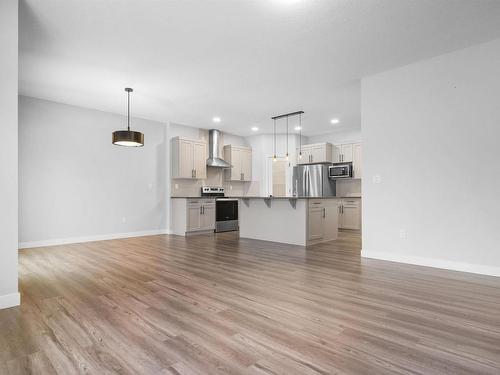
[270, 110, 304, 161]
[112, 88, 144, 147]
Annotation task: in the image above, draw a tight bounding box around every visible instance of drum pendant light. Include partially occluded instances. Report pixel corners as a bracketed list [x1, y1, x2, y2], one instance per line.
[112, 88, 144, 147]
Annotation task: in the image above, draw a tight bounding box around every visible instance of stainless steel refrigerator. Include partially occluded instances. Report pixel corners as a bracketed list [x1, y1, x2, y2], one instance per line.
[292, 163, 336, 197]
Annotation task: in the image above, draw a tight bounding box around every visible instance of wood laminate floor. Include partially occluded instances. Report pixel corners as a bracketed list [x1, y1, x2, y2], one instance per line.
[2, 231, 500, 374]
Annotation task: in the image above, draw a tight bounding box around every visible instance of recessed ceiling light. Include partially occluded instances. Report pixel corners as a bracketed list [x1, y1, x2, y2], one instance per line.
[294, 126, 302, 131]
[330, 118, 340, 124]
[212, 117, 221, 123]
[251, 126, 259, 132]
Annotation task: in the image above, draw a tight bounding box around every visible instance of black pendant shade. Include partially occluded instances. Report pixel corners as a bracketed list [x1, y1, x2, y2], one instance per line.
[112, 130, 144, 147]
[112, 88, 144, 147]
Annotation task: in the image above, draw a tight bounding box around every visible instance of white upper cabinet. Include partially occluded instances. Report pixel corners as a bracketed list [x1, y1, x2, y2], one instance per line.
[296, 143, 333, 164]
[171, 137, 207, 179]
[333, 142, 362, 179]
[334, 144, 353, 163]
[224, 145, 252, 181]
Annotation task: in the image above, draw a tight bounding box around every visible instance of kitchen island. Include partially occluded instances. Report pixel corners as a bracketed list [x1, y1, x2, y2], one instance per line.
[238, 197, 340, 246]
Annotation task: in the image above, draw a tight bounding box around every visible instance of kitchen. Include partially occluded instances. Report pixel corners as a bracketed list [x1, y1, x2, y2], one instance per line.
[170, 120, 362, 246]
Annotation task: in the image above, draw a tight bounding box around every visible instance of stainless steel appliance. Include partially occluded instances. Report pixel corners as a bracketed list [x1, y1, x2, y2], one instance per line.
[206, 129, 232, 168]
[292, 163, 336, 197]
[201, 186, 225, 197]
[328, 162, 353, 179]
[215, 198, 239, 232]
[201, 186, 239, 232]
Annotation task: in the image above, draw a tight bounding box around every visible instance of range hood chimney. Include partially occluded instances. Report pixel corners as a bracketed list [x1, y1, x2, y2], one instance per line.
[206, 129, 232, 168]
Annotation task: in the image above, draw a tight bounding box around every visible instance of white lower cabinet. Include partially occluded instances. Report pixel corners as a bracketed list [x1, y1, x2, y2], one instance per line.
[308, 204, 325, 241]
[200, 201, 215, 230]
[338, 198, 361, 230]
[187, 201, 202, 231]
[172, 198, 216, 235]
[307, 199, 339, 244]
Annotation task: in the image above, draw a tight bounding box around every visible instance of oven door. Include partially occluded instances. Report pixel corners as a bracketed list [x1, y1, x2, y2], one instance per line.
[215, 199, 239, 232]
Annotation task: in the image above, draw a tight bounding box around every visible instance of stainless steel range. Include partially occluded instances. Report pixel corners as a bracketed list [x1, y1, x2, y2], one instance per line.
[201, 186, 239, 232]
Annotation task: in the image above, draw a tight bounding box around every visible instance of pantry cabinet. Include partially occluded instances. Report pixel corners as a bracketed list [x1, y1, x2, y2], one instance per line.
[171, 137, 207, 179]
[297, 143, 333, 164]
[307, 199, 339, 244]
[224, 145, 252, 181]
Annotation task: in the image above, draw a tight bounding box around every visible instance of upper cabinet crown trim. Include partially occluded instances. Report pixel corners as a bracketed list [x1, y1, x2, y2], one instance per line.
[223, 144, 251, 150]
[300, 142, 332, 148]
[171, 136, 207, 144]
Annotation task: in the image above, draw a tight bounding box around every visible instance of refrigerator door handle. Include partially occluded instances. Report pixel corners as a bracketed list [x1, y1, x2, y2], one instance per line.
[305, 168, 309, 197]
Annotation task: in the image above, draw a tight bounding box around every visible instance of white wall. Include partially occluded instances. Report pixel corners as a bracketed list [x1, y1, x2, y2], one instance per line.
[362, 38, 500, 277]
[0, 0, 20, 309]
[19, 96, 169, 247]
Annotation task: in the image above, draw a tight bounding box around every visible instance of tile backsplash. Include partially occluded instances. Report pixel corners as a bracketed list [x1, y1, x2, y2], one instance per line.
[335, 179, 362, 197]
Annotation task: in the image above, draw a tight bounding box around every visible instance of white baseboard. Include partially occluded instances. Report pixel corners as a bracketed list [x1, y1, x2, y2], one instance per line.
[19, 229, 170, 249]
[362, 250, 500, 277]
[0, 292, 20, 310]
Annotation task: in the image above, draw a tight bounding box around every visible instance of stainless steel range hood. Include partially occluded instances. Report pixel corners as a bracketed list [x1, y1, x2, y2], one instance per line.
[206, 129, 232, 168]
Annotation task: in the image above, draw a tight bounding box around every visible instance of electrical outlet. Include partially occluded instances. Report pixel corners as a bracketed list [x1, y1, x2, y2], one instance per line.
[230, 185, 233, 190]
[372, 174, 381, 184]
[175, 183, 179, 190]
[399, 229, 407, 239]
[121, 217, 127, 223]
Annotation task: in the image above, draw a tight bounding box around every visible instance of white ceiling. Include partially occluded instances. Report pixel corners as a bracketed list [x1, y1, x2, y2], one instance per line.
[19, 0, 500, 136]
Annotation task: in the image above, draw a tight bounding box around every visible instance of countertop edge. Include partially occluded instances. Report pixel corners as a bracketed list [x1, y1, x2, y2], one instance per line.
[171, 196, 361, 199]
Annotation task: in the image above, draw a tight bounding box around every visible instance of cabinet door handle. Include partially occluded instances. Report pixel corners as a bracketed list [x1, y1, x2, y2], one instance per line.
[323, 208, 326, 218]
[194, 169, 197, 178]
[342, 205, 344, 214]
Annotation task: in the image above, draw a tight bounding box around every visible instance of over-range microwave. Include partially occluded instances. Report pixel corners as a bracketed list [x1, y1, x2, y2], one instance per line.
[328, 163, 353, 179]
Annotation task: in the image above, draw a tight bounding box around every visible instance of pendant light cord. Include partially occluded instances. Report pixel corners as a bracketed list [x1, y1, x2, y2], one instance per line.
[127, 90, 131, 131]
[273, 118, 276, 159]
[286, 116, 289, 157]
[299, 113, 302, 156]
